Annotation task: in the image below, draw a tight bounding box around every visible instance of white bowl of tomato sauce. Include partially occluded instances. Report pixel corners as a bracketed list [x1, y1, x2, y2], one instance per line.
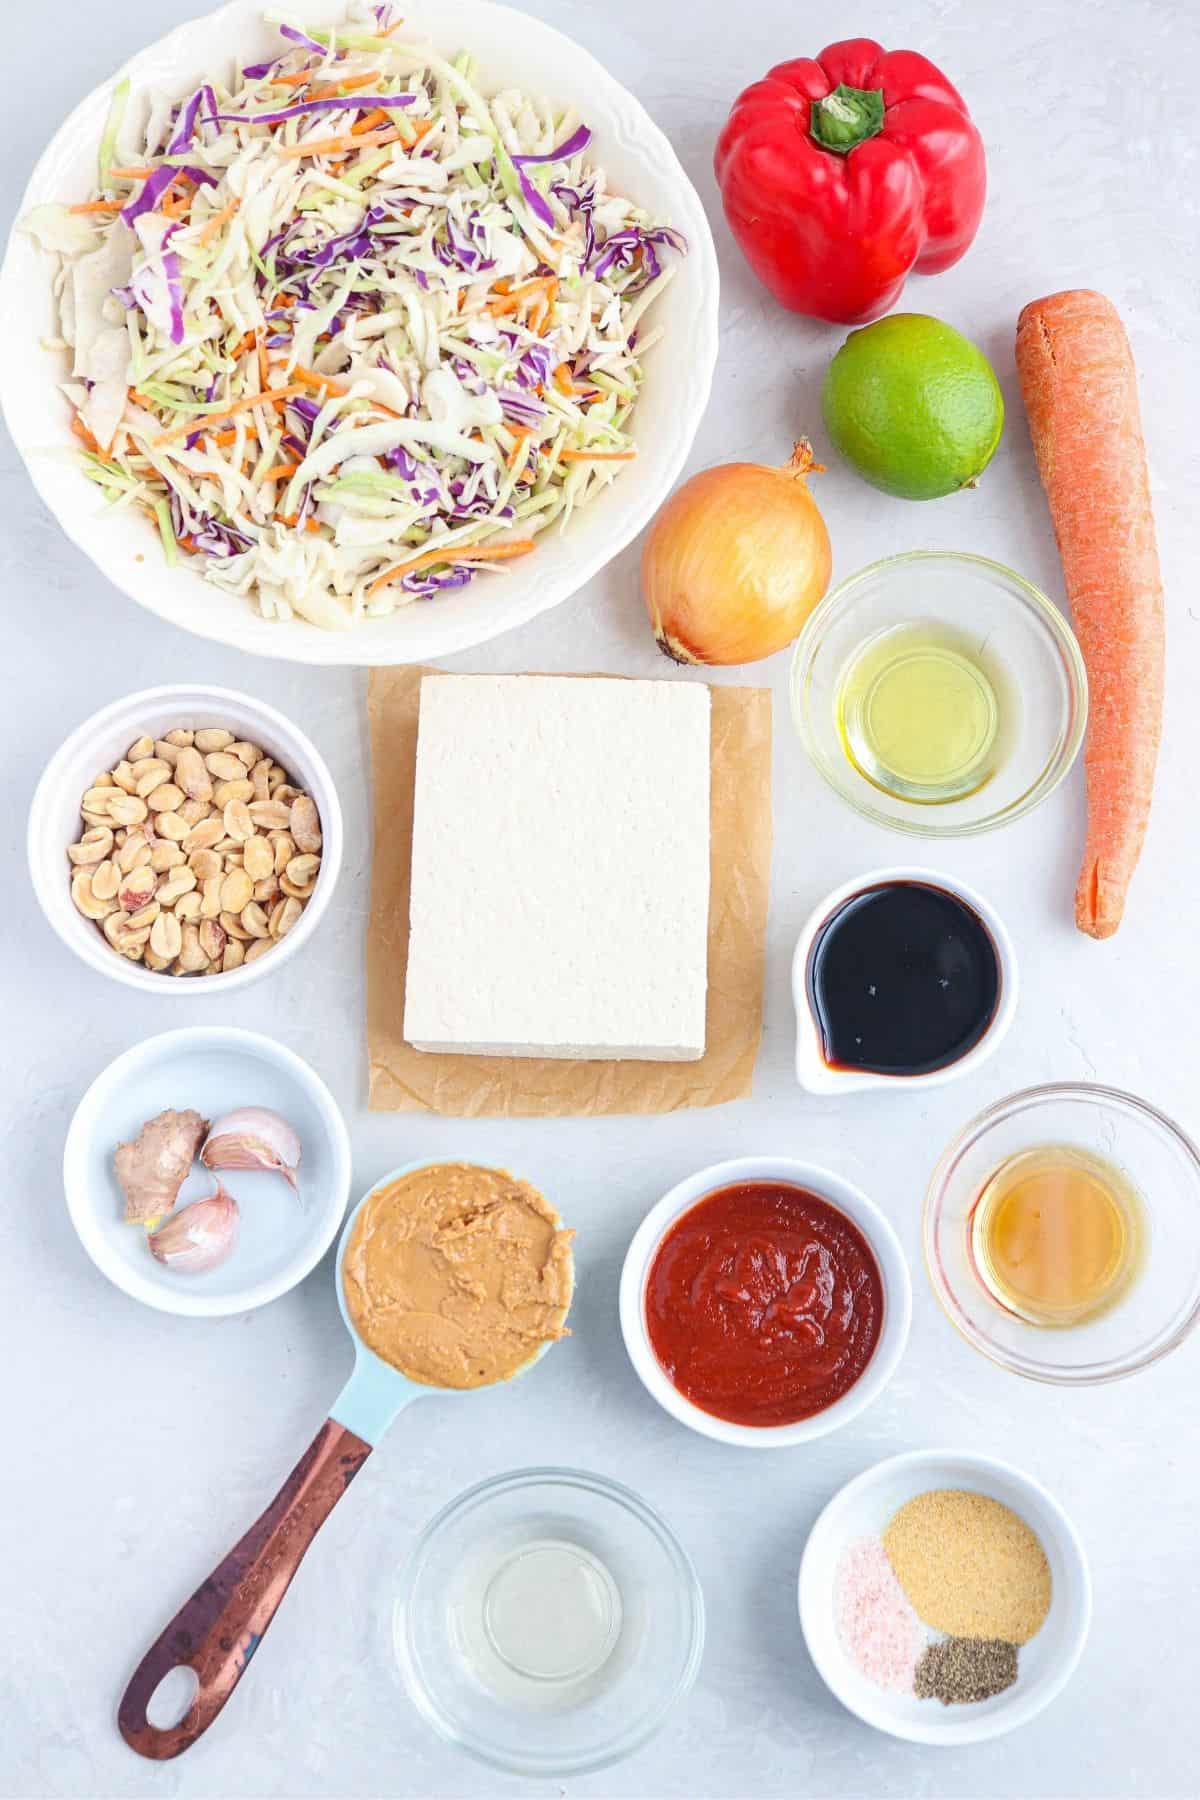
[618, 1157, 912, 1448]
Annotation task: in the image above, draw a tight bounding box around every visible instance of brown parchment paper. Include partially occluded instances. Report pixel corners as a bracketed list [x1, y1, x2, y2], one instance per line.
[366, 667, 772, 1116]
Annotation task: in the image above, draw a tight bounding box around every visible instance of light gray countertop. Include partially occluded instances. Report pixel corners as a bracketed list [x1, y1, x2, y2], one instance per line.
[4, 1, 1198, 1795]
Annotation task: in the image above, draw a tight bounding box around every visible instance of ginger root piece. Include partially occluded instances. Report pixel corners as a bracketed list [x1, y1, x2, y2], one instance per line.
[115, 1109, 209, 1224]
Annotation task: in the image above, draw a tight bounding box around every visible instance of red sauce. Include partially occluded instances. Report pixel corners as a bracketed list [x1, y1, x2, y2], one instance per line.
[644, 1181, 885, 1427]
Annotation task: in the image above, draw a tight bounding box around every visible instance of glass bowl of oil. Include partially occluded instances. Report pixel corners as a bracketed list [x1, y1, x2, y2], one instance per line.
[393, 1466, 704, 1776]
[924, 1084, 1200, 1383]
[790, 552, 1088, 837]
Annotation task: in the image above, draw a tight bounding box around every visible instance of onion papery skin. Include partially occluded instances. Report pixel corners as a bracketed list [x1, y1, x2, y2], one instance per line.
[641, 444, 832, 666]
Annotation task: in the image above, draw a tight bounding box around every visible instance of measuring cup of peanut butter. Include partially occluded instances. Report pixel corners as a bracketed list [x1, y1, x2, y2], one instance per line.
[118, 1160, 574, 1761]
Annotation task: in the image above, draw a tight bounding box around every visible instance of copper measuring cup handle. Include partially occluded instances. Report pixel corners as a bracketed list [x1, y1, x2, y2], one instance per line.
[117, 1417, 372, 1759]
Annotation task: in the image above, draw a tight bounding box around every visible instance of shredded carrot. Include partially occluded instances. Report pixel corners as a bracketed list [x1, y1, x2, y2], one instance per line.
[257, 331, 269, 389]
[309, 70, 381, 100]
[276, 127, 400, 159]
[510, 276, 558, 303]
[269, 71, 316, 87]
[506, 430, 532, 471]
[293, 365, 348, 396]
[209, 428, 240, 447]
[68, 200, 122, 215]
[558, 448, 638, 461]
[71, 415, 101, 452]
[230, 330, 256, 359]
[153, 385, 308, 446]
[377, 16, 405, 35]
[263, 461, 301, 482]
[408, 118, 435, 142]
[367, 537, 536, 598]
[108, 165, 158, 180]
[487, 275, 558, 321]
[552, 363, 593, 397]
[194, 199, 239, 246]
[352, 107, 391, 135]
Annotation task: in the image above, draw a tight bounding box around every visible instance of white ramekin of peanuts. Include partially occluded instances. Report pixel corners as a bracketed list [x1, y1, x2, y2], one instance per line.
[29, 687, 343, 992]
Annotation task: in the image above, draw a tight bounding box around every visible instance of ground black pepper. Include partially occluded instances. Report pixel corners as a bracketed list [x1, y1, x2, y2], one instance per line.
[914, 1636, 1018, 1704]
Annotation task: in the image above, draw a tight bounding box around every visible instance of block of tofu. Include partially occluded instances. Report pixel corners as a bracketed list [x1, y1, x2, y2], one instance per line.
[404, 674, 711, 1061]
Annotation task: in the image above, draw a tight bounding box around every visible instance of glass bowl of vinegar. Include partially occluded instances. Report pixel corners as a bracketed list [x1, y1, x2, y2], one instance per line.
[790, 552, 1088, 837]
[924, 1084, 1200, 1384]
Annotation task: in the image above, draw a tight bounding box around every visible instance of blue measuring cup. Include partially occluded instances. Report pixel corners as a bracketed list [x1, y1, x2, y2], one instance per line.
[117, 1161, 567, 1759]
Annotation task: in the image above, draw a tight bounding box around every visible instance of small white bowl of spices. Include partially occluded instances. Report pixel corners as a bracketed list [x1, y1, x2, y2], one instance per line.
[28, 685, 342, 992]
[798, 1448, 1091, 1745]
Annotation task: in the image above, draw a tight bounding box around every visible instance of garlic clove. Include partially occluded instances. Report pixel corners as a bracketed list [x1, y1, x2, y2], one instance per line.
[201, 1106, 302, 1198]
[147, 1180, 239, 1273]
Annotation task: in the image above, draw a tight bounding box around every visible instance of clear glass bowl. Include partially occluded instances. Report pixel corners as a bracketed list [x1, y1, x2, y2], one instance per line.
[790, 552, 1087, 837]
[394, 1467, 705, 1776]
[924, 1084, 1200, 1383]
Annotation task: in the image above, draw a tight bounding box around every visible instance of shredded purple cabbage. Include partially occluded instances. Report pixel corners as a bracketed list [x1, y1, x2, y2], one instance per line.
[550, 177, 598, 263]
[120, 164, 216, 226]
[591, 224, 687, 291]
[278, 22, 328, 56]
[167, 85, 220, 152]
[510, 125, 592, 229]
[401, 565, 475, 597]
[211, 94, 414, 127]
[433, 212, 494, 275]
[497, 387, 547, 429]
[512, 338, 557, 390]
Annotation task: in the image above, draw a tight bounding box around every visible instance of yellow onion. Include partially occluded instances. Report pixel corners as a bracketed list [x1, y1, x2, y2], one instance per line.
[642, 441, 832, 665]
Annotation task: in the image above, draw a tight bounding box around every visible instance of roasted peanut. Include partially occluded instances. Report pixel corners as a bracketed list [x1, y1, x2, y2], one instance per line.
[173, 745, 213, 802]
[223, 799, 253, 842]
[213, 777, 254, 808]
[205, 751, 246, 782]
[68, 827, 113, 866]
[290, 795, 321, 853]
[241, 901, 271, 939]
[72, 870, 117, 921]
[242, 835, 274, 882]
[68, 729, 321, 977]
[198, 918, 227, 963]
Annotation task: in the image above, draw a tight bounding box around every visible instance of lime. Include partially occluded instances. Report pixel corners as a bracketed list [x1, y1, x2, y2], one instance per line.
[821, 314, 1004, 501]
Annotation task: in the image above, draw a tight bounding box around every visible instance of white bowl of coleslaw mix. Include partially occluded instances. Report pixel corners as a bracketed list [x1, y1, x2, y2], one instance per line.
[0, 1, 718, 664]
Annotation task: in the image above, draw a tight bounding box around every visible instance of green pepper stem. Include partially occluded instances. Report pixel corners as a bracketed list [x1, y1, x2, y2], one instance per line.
[810, 83, 886, 154]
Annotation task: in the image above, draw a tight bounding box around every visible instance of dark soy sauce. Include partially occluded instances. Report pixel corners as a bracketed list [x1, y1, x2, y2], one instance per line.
[807, 880, 1000, 1076]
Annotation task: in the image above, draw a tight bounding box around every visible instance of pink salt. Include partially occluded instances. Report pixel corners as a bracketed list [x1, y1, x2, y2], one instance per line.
[834, 1535, 923, 1693]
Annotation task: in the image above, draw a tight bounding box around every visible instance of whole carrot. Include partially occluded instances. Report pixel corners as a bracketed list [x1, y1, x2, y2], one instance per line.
[1015, 290, 1163, 939]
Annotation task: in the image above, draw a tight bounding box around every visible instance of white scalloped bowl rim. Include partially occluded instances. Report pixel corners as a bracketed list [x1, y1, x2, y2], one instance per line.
[0, 0, 719, 666]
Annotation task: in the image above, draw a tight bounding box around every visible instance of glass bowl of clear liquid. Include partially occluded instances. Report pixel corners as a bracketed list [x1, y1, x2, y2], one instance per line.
[394, 1467, 705, 1776]
[790, 552, 1088, 837]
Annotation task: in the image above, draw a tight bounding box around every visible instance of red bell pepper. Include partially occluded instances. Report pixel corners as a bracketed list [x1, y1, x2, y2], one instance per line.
[714, 40, 986, 325]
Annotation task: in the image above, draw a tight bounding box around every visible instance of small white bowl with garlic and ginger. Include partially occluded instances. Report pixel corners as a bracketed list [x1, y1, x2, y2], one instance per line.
[63, 1027, 352, 1317]
[28, 684, 342, 994]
